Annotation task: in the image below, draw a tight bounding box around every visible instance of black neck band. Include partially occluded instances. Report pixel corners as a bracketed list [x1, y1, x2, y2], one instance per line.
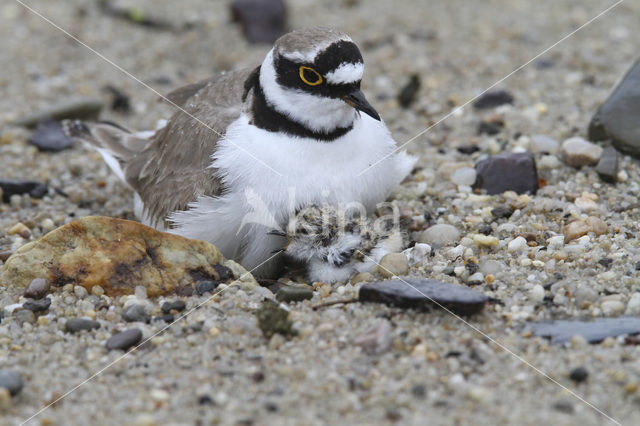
[249, 71, 354, 142]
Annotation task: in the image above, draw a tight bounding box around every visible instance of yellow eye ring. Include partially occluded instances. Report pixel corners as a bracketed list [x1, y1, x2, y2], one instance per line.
[299, 66, 323, 86]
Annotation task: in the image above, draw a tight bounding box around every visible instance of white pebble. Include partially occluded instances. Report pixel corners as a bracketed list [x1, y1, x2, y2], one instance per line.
[530, 284, 545, 303]
[625, 294, 640, 315]
[508, 236, 527, 252]
[450, 167, 477, 186]
[547, 235, 565, 249]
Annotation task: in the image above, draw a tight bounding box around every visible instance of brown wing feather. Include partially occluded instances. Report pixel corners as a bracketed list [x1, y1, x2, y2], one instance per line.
[125, 68, 255, 227]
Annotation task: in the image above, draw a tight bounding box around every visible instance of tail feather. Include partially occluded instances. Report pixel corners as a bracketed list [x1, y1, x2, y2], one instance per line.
[62, 120, 149, 185]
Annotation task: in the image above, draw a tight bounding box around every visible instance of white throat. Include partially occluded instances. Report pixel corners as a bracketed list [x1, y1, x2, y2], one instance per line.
[259, 49, 357, 134]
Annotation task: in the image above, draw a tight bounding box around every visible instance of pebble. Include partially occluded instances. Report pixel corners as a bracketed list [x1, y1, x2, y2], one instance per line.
[588, 59, 640, 158]
[195, 280, 219, 295]
[91, 285, 105, 297]
[417, 224, 461, 246]
[508, 236, 527, 252]
[23, 278, 50, 299]
[528, 317, 640, 343]
[23, 297, 51, 313]
[450, 167, 477, 186]
[0, 370, 23, 396]
[472, 90, 514, 109]
[601, 300, 625, 316]
[530, 285, 545, 303]
[254, 300, 296, 339]
[350, 272, 374, 285]
[625, 293, 640, 315]
[397, 74, 421, 108]
[403, 243, 431, 264]
[569, 366, 589, 383]
[491, 206, 513, 219]
[473, 234, 498, 247]
[29, 119, 73, 151]
[65, 318, 100, 333]
[529, 134, 559, 154]
[474, 152, 538, 195]
[563, 217, 607, 242]
[123, 304, 150, 323]
[479, 260, 503, 275]
[230, 0, 286, 44]
[8, 222, 31, 238]
[596, 146, 618, 183]
[0, 180, 48, 203]
[275, 286, 313, 303]
[106, 328, 143, 351]
[377, 253, 409, 278]
[359, 278, 488, 315]
[537, 154, 561, 169]
[73, 285, 88, 299]
[560, 137, 603, 167]
[161, 300, 186, 314]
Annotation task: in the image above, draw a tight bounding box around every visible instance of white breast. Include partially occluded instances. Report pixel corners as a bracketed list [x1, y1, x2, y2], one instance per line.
[215, 113, 415, 218]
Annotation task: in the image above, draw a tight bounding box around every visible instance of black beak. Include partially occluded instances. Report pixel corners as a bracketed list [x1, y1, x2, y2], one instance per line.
[342, 90, 380, 121]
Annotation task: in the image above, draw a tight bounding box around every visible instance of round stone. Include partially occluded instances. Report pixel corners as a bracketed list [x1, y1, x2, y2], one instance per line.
[569, 366, 589, 383]
[123, 304, 150, 323]
[450, 167, 477, 186]
[0, 370, 23, 396]
[507, 236, 527, 252]
[377, 253, 409, 278]
[23, 278, 50, 299]
[417, 224, 461, 246]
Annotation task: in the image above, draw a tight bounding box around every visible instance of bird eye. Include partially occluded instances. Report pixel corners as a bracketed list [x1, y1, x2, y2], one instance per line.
[299, 66, 323, 86]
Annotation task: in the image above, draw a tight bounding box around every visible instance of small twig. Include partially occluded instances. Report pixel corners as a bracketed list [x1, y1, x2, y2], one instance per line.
[312, 297, 358, 310]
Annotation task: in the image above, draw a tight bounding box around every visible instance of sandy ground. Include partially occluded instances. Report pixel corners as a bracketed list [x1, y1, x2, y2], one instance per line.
[2, 0, 640, 425]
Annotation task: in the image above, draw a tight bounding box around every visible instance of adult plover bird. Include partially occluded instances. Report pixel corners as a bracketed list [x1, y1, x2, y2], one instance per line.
[272, 203, 404, 283]
[64, 27, 415, 277]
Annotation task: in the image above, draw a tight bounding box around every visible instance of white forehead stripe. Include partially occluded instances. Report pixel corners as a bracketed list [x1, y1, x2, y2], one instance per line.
[280, 36, 353, 63]
[325, 62, 364, 85]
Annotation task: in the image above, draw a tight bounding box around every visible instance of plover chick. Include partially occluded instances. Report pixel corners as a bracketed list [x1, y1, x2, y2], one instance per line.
[64, 27, 415, 277]
[273, 204, 404, 283]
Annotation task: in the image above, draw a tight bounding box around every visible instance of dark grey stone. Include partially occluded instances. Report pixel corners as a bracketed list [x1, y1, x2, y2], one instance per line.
[23, 278, 50, 299]
[589, 59, 640, 158]
[474, 152, 538, 195]
[275, 286, 314, 303]
[527, 317, 640, 344]
[230, 0, 286, 44]
[106, 328, 143, 351]
[65, 318, 100, 333]
[23, 297, 51, 313]
[397, 74, 421, 108]
[569, 366, 589, 383]
[595, 146, 618, 183]
[161, 300, 186, 314]
[0, 370, 23, 396]
[0, 180, 48, 203]
[29, 119, 73, 152]
[359, 279, 488, 315]
[472, 90, 514, 109]
[196, 280, 219, 295]
[123, 304, 150, 323]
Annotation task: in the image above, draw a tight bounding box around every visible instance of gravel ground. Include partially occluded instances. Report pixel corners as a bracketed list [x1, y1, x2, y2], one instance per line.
[2, 0, 640, 425]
